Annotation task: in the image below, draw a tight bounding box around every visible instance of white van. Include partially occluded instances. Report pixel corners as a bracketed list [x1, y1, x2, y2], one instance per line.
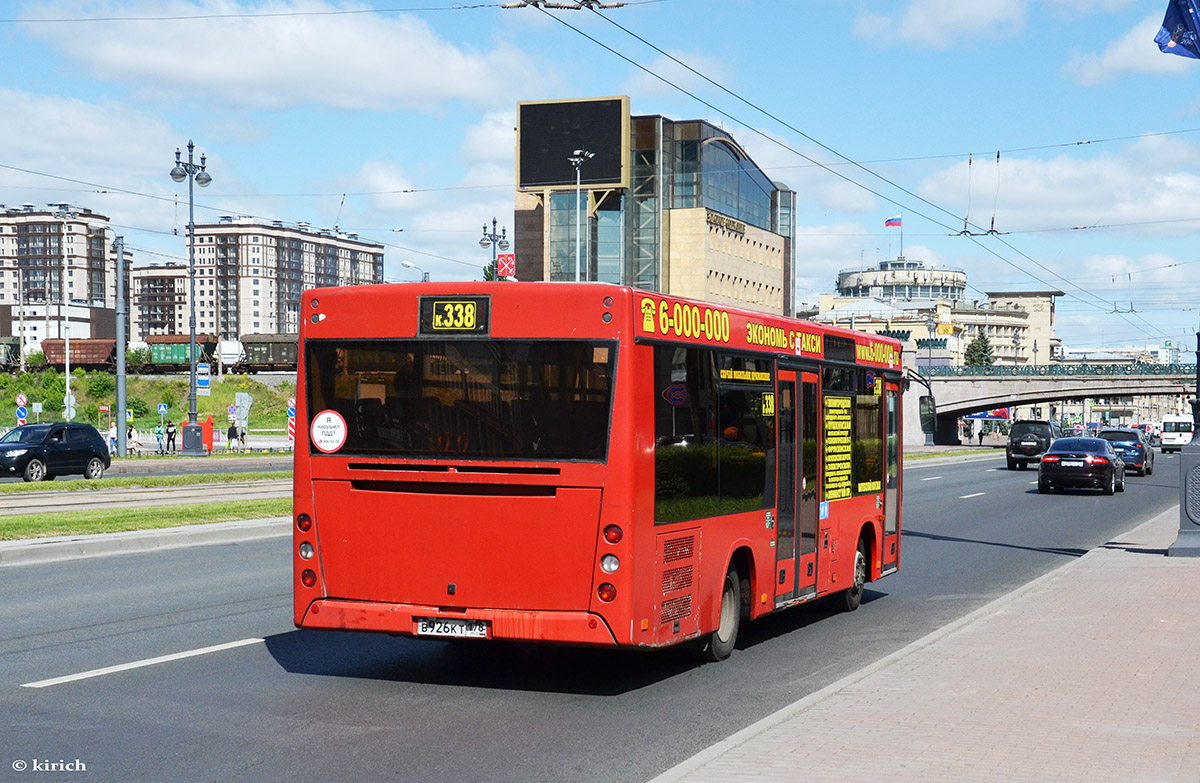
[1160, 414, 1195, 453]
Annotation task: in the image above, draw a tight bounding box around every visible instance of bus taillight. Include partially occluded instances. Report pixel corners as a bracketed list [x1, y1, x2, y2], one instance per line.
[597, 583, 617, 602]
[297, 513, 312, 532]
[301, 570, 317, 588]
[603, 525, 623, 544]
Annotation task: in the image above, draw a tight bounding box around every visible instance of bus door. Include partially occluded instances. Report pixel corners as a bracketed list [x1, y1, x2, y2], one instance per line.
[881, 381, 901, 574]
[776, 363, 819, 605]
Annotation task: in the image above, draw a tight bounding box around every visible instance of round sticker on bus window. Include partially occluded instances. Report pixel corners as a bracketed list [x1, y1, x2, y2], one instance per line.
[311, 410, 348, 453]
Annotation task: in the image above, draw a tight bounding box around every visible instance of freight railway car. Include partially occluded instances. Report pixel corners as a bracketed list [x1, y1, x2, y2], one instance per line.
[234, 333, 299, 373]
[145, 334, 218, 371]
[0, 336, 20, 370]
[40, 338, 118, 370]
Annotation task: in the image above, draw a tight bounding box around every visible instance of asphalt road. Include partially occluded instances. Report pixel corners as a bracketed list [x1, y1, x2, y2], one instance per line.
[0, 451, 1184, 783]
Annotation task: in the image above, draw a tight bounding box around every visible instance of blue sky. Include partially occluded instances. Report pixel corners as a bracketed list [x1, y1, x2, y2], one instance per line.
[2, 0, 1199, 353]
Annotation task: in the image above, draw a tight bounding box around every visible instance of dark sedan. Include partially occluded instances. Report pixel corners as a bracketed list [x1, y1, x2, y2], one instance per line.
[1097, 427, 1154, 476]
[0, 423, 111, 482]
[1037, 437, 1125, 495]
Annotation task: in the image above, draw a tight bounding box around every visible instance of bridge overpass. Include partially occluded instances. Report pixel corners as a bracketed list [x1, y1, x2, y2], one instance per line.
[903, 363, 1197, 446]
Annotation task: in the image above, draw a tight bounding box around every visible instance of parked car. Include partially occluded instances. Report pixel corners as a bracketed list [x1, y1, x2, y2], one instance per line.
[1006, 419, 1062, 470]
[1037, 437, 1125, 495]
[1097, 427, 1154, 476]
[0, 423, 111, 482]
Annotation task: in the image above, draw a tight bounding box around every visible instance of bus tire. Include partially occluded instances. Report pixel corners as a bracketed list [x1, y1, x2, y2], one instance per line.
[834, 540, 868, 613]
[698, 565, 741, 662]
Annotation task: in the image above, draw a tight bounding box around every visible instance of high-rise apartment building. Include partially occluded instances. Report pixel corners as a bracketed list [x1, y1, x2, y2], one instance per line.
[0, 203, 122, 357]
[130, 217, 385, 340]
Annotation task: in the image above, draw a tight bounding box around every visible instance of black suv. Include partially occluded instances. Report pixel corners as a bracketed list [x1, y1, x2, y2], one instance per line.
[0, 423, 111, 482]
[1007, 420, 1062, 470]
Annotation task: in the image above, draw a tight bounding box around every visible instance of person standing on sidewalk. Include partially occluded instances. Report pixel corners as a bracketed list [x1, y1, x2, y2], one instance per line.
[165, 421, 177, 453]
[227, 423, 239, 452]
[107, 422, 117, 455]
[154, 422, 165, 455]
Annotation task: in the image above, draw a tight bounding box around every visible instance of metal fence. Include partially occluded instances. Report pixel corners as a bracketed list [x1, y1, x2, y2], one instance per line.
[925, 363, 1198, 378]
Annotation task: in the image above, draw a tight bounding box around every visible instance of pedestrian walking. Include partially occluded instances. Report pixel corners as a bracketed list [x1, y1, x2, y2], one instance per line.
[128, 425, 142, 457]
[165, 421, 177, 453]
[227, 423, 239, 452]
[107, 422, 117, 455]
[978, 429, 985, 446]
[239, 425, 248, 451]
[154, 422, 165, 455]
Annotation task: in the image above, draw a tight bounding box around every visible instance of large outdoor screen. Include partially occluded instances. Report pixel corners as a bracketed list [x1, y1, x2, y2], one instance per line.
[517, 96, 629, 190]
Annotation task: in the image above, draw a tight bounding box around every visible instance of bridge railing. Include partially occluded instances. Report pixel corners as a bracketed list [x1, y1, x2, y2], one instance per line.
[925, 363, 1198, 378]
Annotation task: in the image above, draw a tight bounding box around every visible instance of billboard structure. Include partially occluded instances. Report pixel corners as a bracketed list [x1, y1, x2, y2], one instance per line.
[517, 96, 630, 191]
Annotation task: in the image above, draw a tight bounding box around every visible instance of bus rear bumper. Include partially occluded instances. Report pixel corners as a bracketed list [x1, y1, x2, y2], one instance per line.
[297, 599, 621, 646]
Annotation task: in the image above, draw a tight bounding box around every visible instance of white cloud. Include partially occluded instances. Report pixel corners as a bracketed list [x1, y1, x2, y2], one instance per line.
[24, 0, 549, 112]
[461, 111, 517, 165]
[917, 136, 1200, 236]
[1063, 13, 1190, 84]
[623, 51, 732, 99]
[853, 0, 1029, 50]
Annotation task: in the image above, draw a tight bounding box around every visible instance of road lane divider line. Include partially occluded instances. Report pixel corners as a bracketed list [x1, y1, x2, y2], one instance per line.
[20, 638, 264, 689]
[960, 492, 986, 499]
[920, 476, 943, 481]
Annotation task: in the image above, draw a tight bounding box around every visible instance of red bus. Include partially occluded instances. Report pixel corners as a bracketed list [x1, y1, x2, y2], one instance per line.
[293, 282, 902, 660]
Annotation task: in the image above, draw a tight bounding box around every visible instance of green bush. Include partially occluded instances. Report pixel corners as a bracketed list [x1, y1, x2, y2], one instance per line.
[126, 395, 150, 418]
[87, 373, 115, 397]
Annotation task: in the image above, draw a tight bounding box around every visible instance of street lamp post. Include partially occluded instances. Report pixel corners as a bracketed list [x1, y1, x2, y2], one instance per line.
[400, 260, 429, 282]
[169, 140, 212, 457]
[479, 218, 509, 280]
[1012, 331, 1022, 367]
[924, 313, 936, 446]
[568, 149, 594, 282]
[1032, 339, 1038, 366]
[52, 209, 76, 421]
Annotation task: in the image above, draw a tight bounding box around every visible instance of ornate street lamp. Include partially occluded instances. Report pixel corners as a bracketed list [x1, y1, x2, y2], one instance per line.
[169, 140, 212, 456]
[479, 218, 509, 280]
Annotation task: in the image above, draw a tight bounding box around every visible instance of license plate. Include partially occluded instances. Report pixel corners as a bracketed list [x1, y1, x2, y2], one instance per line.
[415, 617, 489, 639]
[1022, 439, 1038, 445]
[1062, 460, 1084, 468]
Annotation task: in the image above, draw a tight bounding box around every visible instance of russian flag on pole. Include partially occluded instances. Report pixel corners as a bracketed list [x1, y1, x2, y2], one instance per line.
[885, 214, 902, 227]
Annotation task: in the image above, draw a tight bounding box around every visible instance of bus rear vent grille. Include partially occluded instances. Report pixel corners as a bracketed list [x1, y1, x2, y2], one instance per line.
[662, 535, 695, 563]
[661, 595, 691, 623]
[661, 565, 693, 594]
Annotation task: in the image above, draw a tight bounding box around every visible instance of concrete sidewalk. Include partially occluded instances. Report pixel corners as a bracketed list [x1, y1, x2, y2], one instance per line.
[653, 505, 1200, 783]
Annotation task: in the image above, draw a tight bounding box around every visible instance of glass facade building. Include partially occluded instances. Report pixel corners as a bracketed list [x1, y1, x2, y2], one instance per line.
[519, 108, 795, 315]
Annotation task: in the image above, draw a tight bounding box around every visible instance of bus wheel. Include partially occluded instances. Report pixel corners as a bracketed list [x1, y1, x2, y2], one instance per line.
[699, 566, 741, 662]
[834, 541, 867, 613]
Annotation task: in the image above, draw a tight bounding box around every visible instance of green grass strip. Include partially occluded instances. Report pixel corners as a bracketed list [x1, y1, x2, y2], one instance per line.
[0, 498, 293, 541]
[0, 471, 291, 494]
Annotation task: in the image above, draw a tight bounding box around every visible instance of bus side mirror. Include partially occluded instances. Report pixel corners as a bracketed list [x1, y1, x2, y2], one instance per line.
[919, 396, 936, 434]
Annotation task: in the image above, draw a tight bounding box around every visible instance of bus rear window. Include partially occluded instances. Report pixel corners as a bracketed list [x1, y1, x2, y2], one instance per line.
[305, 339, 614, 460]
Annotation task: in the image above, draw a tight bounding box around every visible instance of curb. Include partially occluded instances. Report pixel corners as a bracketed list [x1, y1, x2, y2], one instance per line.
[647, 504, 1181, 783]
[0, 516, 291, 567]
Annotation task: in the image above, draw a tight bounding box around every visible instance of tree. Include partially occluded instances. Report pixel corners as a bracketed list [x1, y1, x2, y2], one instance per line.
[964, 332, 995, 367]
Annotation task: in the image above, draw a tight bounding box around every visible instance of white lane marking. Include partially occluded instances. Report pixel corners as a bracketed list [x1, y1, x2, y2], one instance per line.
[985, 468, 998, 472]
[21, 638, 263, 689]
[960, 492, 986, 499]
[1030, 481, 1038, 485]
[920, 476, 943, 481]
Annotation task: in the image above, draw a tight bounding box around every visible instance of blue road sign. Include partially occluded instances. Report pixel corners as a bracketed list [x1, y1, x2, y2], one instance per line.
[16, 405, 27, 419]
[158, 403, 168, 414]
[287, 406, 296, 418]
[227, 404, 237, 415]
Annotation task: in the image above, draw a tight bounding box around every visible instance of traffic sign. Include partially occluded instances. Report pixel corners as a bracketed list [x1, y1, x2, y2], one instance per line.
[288, 397, 296, 408]
[65, 406, 76, 421]
[64, 392, 76, 407]
[31, 402, 42, 414]
[98, 404, 110, 412]
[287, 406, 296, 418]
[228, 404, 237, 416]
[197, 363, 211, 396]
[497, 253, 516, 278]
[126, 409, 133, 421]
[15, 393, 27, 407]
[17, 418, 25, 427]
[158, 403, 169, 415]
[16, 405, 27, 419]
[287, 416, 296, 443]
